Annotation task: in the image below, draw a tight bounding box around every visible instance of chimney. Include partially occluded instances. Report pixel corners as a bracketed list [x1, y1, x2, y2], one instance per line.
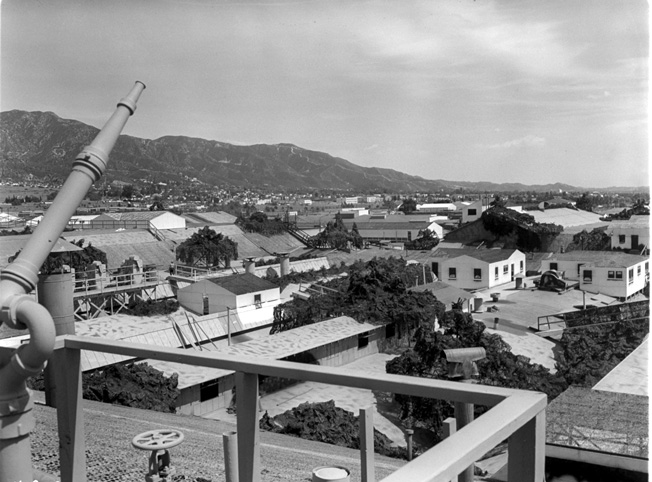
[278, 252, 291, 277]
[243, 257, 256, 275]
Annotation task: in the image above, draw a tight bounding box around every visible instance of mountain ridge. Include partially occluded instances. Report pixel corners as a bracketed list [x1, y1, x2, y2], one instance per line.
[0, 110, 645, 192]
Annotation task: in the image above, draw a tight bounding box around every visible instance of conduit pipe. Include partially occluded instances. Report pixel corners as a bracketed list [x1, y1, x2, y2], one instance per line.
[0, 81, 145, 482]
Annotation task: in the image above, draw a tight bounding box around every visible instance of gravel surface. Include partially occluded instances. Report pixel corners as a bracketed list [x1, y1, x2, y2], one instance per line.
[29, 391, 406, 482]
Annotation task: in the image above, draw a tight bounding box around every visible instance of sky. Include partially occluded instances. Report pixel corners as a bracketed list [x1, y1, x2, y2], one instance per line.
[1, 0, 648, 189]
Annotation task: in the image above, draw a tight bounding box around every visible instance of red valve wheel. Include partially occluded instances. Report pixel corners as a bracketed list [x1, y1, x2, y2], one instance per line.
[132, 429, 185, 451]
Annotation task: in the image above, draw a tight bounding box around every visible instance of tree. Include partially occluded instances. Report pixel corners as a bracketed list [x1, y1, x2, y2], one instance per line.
[176, 226, 238, 268]
[398, 198, 418, 214]
[489, 195, 506, 208]
[575, 193, 594, 212]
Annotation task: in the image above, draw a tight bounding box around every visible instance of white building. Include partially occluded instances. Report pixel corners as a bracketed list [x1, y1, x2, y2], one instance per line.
[177, 273, 281, 325]
[461, 200, 487, 224]
[416, 203, 457, 214]
[429, 248, 526, 290]
[541, 251, 649, 299]
[607, 216, 649, 252]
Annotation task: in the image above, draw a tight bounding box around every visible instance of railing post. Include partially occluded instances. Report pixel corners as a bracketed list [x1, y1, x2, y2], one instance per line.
[236, 372, 260, 482]
[454, 401, 474, 482]
[443, 417, 457, 482]
[359, 407, 375, 482]
[508, 410, 545, 482]
[53, 346, 86, 482]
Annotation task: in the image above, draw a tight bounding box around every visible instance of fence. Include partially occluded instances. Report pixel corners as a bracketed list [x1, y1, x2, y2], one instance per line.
[50, 335, 547, 482]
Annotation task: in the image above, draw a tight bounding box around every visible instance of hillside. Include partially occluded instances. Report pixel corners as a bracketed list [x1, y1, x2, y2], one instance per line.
[0, 109, 593, 192]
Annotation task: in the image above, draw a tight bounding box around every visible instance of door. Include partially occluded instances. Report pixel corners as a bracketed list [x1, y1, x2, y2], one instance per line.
[632, 235, 639, 250]
[432, 262, 439, 279]
[511, 264, 514, 281]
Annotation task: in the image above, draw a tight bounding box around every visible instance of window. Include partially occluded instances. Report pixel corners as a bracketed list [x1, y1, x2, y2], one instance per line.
[646, 262, 649, 273]
[254, 293, 262, 308]
[638, 265, 642, 276]
[583, 270, 592, 283]
[474, 268, 482, 280]
[577, 263, 584, 276]
[503, 264, 509, 274]
[628, 269, 634, 284]
[520, 260, 524, 272]
[619, 234, 626, 244]
[467, 208, 477, 216]
[448, 267, 457, 279]
[358, 333, 370, 349]
[550, 262, 558, 271]
[608, 270, 623, 280]
[494, 266, 499, 280]
[200, 379, 220, 402]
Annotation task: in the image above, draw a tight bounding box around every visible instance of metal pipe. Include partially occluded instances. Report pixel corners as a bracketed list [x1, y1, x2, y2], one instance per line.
[0, 81, 145, 482]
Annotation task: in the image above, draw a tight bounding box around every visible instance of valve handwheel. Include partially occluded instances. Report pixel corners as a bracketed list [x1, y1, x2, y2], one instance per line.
[132, 429, 185, 451]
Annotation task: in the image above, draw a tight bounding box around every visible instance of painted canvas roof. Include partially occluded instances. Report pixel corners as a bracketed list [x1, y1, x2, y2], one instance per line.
[432, 247, 520, 263]
[546, 386, 648, 459]
[206, 272, 278, 294]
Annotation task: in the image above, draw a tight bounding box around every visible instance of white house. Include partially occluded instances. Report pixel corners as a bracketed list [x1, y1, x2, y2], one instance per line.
[541, 251, 649, 299]
[342, 215, 443, 242]
[607, 216, 649, 252]
[461, 200, 487, 224]
[429, 248, 526, 290]
[572, 253, 648, 299]
[177, 273, 281, 325]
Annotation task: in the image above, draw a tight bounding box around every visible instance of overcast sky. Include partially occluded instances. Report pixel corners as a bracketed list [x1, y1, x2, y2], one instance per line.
[1, 0, 648, 188]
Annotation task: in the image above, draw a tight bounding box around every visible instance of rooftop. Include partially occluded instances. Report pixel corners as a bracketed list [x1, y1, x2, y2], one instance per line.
[549, 250, 648, 268]
[206, 272, 278, 295]
[432, 247, 520, 263]
[528, 207, 603, 228]
[546, 386, 648, 460]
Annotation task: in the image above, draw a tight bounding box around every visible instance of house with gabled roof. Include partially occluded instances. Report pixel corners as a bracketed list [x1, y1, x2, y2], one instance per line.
[541, 251, 648, 299]
[606, 216, 649, 252]
[429, 247, 526, 290]
[177, 273, 281, 324]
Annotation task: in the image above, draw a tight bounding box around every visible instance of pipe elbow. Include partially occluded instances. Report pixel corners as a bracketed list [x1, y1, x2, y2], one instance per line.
[11, 296, 56, 372]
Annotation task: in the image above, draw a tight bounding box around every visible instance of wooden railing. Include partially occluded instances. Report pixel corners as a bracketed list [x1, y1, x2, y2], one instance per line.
[50, 336, 547, 482]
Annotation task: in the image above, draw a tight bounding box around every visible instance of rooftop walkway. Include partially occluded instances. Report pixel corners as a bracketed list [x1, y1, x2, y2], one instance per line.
[30, 391, 407, 482]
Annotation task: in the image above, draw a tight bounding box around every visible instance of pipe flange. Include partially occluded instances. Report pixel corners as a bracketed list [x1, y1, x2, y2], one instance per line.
[11, 348, 47, 378]
[0, 410, 35, 439]
[0, 392, 33, 417]
[0, 294, 33, 330]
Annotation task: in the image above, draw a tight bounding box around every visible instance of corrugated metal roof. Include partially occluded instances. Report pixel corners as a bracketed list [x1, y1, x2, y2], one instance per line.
[182, 211, 238, 225]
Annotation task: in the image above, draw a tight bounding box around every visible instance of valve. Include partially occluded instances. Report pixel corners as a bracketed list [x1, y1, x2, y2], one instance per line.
[132, 429, 185, 482]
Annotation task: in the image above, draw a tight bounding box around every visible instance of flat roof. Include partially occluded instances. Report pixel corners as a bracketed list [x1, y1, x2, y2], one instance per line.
[593, 337, 648, 396]
[547, 387, 648, 460]
[548, 250, 648, 268]
[206, 272, 278, 294]
[146, 316, 377, 388]
[528, 208, 603, 228]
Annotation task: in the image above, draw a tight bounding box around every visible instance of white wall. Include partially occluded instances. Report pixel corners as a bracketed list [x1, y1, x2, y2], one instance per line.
[610, 226, 649, 251]
[151, 211, 186, 230]
[432, 252, 525, 289]
[580, 261, 648, 299]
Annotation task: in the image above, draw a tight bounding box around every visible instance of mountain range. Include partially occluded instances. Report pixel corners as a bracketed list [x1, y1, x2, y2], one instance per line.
[0, 110, 640, 193]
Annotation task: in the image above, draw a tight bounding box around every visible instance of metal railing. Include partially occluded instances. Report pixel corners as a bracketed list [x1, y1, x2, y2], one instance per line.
[72, 267, 160, 295]
[49, 335, 547, 482]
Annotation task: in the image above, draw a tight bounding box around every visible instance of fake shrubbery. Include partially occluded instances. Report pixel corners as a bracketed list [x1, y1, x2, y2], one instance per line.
[28, 362, 180, 413]
[259, 400, 408, 459]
